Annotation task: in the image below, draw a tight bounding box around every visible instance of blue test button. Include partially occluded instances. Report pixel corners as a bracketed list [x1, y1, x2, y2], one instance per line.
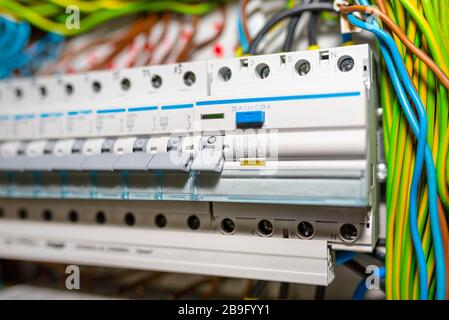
[236, 111, 265, 128]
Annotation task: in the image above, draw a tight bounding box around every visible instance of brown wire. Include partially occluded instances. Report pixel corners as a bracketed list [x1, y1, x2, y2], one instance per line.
[241, 279, 254, 299]
[40, 36, 113, 75]
[241, 0, 252, 43]
[191, 4, 227, 52]
[158, 15, 183, 65]
[117, 272, 167, 294]
[202, 277, 222, 299]
[126, 20, 157, 68]
[339, 5, 449, 90]
[91, 15, 158, 70]
[171, 277, 213, 299]
[374, 0, 391, 34]
[45, 18, 152, 74]
[53, 20, 144, 73]
[144, 13, 172, 65]
[174, 4, 226, 62]
[175, 15, 200, 63]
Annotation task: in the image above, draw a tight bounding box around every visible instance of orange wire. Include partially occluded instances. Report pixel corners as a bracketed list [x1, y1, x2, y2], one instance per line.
[339, 5, 449, 90]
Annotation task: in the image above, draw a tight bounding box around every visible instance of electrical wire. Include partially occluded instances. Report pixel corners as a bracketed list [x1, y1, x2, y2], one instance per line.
[345, 8, 446, 300]
[175, 15, 200, 63]
[314, 286, 326, 300]
[307, 12, 318, 48]
[240, 0, 251, 44]
[20, 32, 64, 76]
[237, 0, 252, 54]
[158, 15, 183, 65]
[191, 4, 227, 53]
[335, 251, 358, 265]
[248, 2, 336, 55]
[0, 16, 31, 78]
[282, 15, 301, 52]
[359, 0, 448, 300]
[143, 13, 171, 66]
[282, 0, 314, 52]
[349, 10, 433, 299]
[0, 0, 221, 36]
[90, 15, 158, 70]
[248, 280, 268, 298]
[377, 0, 428, 300]
[345, 259, 369, 278]
[352, 267, 386, 300]
[125, 15, 161, 68]
[338, 5, 449, 90]
[278, 282, 290, 299]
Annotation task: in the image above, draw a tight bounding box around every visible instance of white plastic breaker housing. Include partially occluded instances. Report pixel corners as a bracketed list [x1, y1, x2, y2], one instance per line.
[0, 45, 378, 284]
[0, 44, 377, 208]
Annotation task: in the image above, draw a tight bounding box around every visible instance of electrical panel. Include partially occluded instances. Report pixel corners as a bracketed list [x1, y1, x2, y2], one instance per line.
[0, 44, 377, 285]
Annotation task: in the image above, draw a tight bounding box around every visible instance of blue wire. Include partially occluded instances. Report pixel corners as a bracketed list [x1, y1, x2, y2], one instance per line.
[20, 32, 64, 76]
[341, 32, 353, 44]
[0, 18, 16, 59]
[347, 12, 433, 300]
[348, 8, 446, 300]
[350, 1, 428, 299]
[0, 19, 29, 61]
[0, 15, 63, 78]
[352, 266, 386, 300]
[237, 0, 250, 53]
[0, 17, 31, 78]
[336, 251, 357, 265]
[0, 18, 16, 53]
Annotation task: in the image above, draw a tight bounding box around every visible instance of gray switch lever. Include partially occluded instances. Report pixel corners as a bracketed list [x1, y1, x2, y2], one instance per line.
[191, 135, 224, 172]
[81, 139, 119, 171]
[147, 136, 192, 172]
[0, 144, 27, 172]
[52, 140, 88, 171]
[24, 141, 56, 172]
[114, 138, 154, 171]
[0, 155, 27, 172]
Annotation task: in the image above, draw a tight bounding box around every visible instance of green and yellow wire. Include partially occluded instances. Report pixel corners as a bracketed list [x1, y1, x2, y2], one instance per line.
[0, 0, 222, 36]
[376, 0, 449, 300]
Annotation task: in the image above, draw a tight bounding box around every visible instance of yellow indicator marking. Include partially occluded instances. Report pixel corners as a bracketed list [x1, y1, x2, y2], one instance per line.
[307, 44, 320, 50]
[240, 159, 266, 166]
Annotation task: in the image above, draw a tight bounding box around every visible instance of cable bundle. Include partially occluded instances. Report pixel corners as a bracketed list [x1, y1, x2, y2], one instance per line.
[340, 0, 449, 300]
[0, 15, 30, 78]
[0, 0, 223, 37]
[0, 1, 226, 75]
[20, 32, 64, 76]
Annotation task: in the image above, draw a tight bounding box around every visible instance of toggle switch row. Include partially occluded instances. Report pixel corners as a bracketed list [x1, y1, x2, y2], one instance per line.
[0, 135, 225, 173]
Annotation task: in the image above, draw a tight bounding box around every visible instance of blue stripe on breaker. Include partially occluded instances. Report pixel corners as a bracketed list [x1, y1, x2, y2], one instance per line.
[128, 106, 158, 112]
[161, 103, 193, 110]
[14, 114, 35, 120]
[196, 91, 361, 106]
[96, 108, 126, 114]
[40, 112, 64, 118]
[8, 92, 360, 122]
[68, 110, 93, 116]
